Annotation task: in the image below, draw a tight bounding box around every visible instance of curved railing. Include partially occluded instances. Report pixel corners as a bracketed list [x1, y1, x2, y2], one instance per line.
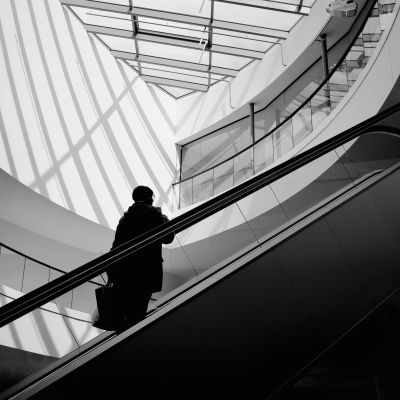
[0, 242, 105, 314]
[173, 0, 397, 210]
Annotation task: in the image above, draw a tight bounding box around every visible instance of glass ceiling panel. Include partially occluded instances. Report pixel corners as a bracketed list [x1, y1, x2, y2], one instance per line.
[137, 41, 203, 63]
[62, 0, 314, 93]
[70, 6, 132, 29]
[158, 86, 194, 98]
[129, 0, 212, 18]
[98, 35, 204, 63]
[211, 52, 252, 70]
[138, 68, 210, 86]
[95, 0, 129, 4]
[97, 34, 135, 52]
[213, 32, 274, 52]
[212, 28, 278, 44]
[213, 2, 301, 31]
[127, 61, 226, 80]
[282, 0, 314, 7]
[138, 16, 206, 38]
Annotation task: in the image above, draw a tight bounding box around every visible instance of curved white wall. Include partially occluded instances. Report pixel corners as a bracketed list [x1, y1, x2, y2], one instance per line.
[0, 0, 178, 229]
[0, 168, 113, 269]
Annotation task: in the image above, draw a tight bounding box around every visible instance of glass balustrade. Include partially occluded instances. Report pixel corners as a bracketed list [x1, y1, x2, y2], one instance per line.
[174, 0, 396, 210]
[0, 244, 105, 314]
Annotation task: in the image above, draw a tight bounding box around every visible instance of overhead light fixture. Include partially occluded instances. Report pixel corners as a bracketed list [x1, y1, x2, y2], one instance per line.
[326, 0, 358, 17]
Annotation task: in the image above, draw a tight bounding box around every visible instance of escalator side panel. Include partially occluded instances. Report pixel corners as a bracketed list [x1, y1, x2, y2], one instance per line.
[29, 167, 400, 400]
[325, 190, 400, 303]
[274, 219, 373, 345]
[368, 169, 400, 241]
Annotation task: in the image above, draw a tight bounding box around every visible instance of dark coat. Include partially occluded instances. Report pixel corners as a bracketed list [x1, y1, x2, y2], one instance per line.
[107, 203, 174, 293]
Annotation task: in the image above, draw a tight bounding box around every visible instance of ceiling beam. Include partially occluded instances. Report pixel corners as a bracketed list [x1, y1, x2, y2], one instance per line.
[141, 75, 209, 92]
[86, 24, 265, 59]
[111, 50, 238, 77]
[61, 0, 289, 39]
[213, 0, 309, 15]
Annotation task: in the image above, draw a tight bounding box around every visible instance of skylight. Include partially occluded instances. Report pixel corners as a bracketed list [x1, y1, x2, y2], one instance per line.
[61, 0, 314, 98]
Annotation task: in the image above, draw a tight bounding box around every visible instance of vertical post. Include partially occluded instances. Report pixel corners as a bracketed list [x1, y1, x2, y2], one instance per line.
[207, 0, 214, 90]
[179, 145, 183, 182]
[249, 102, 255, 175]
[319, 33, 331, 108]
[319, 34, 329, 80]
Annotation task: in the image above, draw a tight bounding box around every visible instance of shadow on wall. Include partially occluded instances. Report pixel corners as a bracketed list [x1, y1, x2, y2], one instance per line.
[0, 0, 177, 229]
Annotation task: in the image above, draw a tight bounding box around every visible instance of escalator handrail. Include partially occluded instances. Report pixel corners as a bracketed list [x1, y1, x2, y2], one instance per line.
[0, 102, 399, 329]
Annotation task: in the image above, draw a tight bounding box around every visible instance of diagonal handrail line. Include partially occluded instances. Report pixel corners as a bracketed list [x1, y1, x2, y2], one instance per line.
[174, 0, 381, 184]
[0, 102, 399, 329]
[0, 242, 104, 287]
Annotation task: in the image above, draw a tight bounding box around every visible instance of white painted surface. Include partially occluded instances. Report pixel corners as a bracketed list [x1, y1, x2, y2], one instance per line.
[0, 0, 178, 227]
[0, 285, 102, 358]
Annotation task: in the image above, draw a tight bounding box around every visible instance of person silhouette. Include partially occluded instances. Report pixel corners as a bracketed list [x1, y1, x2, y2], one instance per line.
[107, 185, 174, 328]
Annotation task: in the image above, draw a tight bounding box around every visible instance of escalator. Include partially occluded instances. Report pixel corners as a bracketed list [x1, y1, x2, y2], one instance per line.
[1, 103, 400, 400]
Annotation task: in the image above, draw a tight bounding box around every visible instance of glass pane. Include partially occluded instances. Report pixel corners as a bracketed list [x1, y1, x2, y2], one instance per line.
[292, 104, 313, 146]
[273, 119, 293, 160]
[254, 109, 266, 142]
[239, 117, 252, 149]
[0, 248, 25, 292]
[172, 183, 180, 212]
[49, 269, 73, 309]
[21, 260, 49, 294]
[193, 170, 214, 204]
[214, 159, 234, 195]
[139, 66, 209, 85]
[200, 133, 224, 172]
[133, 0, 212, 17]
[264, 94, 285, 134]
[234, 148, 253, 185]
[72, 282, 99, 314]
[329, 62, 349, 110]
[181, 119, 247, 178]
[181, 143, 202, 180]
[310, 85, 331, 129]
[213, 2, 300, 31]
[254, 135, 273, 174]
[71, 6, 132, 30]
[179, 179, 193, 209]
[138, 16, 203, 39]
[211, 52, 251, 70]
